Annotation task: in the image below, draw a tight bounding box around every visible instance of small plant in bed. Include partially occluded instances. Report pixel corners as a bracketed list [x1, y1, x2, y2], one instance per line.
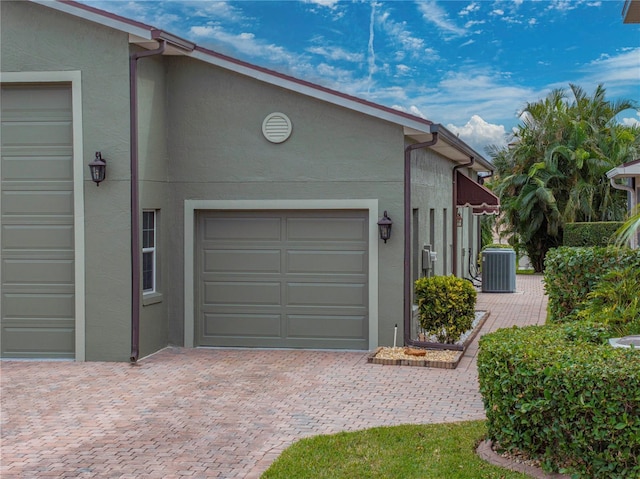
[415, 275, 477, 344]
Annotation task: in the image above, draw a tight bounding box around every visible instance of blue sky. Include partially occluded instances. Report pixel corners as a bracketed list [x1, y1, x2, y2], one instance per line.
[82, 0, 639, 153]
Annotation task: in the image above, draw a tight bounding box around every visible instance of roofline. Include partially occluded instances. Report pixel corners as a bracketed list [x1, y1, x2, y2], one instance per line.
[31, 0, 493, 169]
[606, 158, 640, 178]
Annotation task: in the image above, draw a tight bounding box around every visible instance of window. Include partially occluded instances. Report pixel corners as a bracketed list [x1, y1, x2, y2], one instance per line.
[142, 210, 156, 293]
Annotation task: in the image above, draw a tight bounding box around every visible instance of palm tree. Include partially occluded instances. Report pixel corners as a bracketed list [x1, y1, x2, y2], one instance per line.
[489, 84, 639, 271]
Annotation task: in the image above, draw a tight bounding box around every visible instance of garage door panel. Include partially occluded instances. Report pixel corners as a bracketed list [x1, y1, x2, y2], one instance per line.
[1, 323, 75, 359]
[203, 217, 281, 241]
[204, 281, 281, 306]
[1, 155, 73, 180]
[287, 250, 366, 275]
[2, 225, 74, 250]
[2, 190, 74, 216]
[203, 313, 281, 338]
[288, 315, 366, 339]
[204, 249, 281, 274]
[287, 217, 366, 242]
[2, 259, 74, 285]
[3, 293, 74, 318]
[2, 121, 73, 146]
[287, 283, 366, 307]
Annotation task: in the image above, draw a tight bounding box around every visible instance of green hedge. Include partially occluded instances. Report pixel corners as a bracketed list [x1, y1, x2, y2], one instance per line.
[543, 247, 640, 323]
[414, 275, 476, 344]
[478, 324, 640, 478]
[563, 222, 623, 247]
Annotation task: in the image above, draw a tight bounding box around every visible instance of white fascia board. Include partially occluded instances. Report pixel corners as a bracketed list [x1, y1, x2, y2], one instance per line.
[31, 0, 154, 40]
[607, 163, 640, 179]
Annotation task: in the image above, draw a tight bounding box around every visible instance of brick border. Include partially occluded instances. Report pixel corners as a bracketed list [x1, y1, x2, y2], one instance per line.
[366, 310, 490, 369]
[476, 440, 571, 479]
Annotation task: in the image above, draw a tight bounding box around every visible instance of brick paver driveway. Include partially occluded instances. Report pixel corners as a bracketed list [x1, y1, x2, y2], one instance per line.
[1, 276, 547, 478]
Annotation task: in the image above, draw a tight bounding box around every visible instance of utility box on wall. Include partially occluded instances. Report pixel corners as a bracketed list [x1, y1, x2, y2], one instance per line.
[482, 248, 516, 293]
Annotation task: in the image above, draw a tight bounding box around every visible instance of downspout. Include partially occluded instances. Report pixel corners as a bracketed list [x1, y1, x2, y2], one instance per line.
[129, 40, 166, 363]
[452, 157, 475, 277]
[403, 129, 439, 347]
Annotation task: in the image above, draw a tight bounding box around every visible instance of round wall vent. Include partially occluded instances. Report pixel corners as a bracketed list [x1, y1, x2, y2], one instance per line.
[262, 112, 292, 144]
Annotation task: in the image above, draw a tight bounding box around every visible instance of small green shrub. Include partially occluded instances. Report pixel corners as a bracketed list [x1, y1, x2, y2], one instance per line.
[563, 221, 623, 247]
[478, 325, 640, 478]
[575, 266, 640, 336]
[414, 275, 476, 344]
[543, 246, 640, 322]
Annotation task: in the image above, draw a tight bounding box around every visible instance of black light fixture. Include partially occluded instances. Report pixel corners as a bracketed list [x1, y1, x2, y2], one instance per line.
[377, 211, 393, 243]
[456, 211, 463, 227]
[88, 152, 106, 186]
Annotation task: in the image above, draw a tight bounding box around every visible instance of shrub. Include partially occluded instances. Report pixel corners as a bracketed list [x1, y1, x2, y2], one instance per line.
[574, 266, 640, 336]
[543, 246, 640, 322]
[414, 275, 476, 344]
[563, 221, 623, 247]
[478, 325, 640, 478]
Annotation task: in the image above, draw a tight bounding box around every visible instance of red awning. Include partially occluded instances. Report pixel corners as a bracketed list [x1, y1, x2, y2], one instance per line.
[456, 171, 500, 215]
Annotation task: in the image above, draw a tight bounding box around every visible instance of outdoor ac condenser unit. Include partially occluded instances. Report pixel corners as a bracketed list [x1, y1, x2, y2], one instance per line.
[481, 248, 516, 293]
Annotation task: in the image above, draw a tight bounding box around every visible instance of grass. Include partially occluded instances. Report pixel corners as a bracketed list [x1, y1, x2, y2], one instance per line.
[261, 420, 531, 479]
[516, 268, 538, 275]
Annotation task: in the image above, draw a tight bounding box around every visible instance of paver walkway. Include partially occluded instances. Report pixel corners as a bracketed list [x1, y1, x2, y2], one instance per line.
[1, 275, 547, 478]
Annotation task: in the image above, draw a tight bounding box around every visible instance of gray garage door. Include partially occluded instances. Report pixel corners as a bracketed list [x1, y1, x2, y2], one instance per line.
[1, 84, 75, 359]
[196, 210, 369, 349]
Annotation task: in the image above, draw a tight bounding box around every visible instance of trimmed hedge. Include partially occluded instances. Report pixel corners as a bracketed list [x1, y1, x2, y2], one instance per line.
[478, 324, 640, 478]
[414, 275, 476, 344]
[563, 222, 623, 247]
[544, 246, 640, 323]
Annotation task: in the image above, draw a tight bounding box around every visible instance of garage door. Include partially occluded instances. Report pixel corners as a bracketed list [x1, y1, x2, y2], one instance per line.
[1, 84, 75, 359]
[196, 210, 369, 349]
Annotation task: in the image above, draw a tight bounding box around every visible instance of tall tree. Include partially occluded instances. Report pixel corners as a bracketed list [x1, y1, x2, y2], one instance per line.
[490, 84, 639, 272]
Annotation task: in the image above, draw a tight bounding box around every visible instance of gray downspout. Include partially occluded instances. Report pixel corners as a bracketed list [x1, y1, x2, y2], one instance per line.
[129, 40, 166, 363]
[452, 158, 475, 277]
[403, 130, 439, 347]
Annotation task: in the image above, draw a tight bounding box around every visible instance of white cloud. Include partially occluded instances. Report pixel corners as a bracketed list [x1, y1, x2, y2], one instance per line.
[447, 115, 508, 153]
[620, 112, 640, 127]
[391, 104, 428, 119]
[416, 0, 468, 38]
[377, 8, 429, 59]
[305, 0, 340, 8]
[307, 45, 364, 63]
[459, 3, 480, 16]
[578, 48, 640, 95]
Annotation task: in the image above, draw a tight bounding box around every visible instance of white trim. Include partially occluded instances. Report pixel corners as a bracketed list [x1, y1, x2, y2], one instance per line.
[0, 71, 86, 362]
[184, 199, 379, 350]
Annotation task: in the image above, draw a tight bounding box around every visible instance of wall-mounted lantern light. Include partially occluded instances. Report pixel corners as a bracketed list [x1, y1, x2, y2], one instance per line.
[377, 211, 393, 243]
[88, 152, 107, 186]
[456, 211, 463, 228]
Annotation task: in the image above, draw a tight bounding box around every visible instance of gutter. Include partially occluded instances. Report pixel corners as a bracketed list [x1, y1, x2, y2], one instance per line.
[452, 157, 475, 277]
[403, 127, 439, 348]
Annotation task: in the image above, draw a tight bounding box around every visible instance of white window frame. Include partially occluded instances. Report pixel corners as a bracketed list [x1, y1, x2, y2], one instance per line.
[142, 210, 157, 294]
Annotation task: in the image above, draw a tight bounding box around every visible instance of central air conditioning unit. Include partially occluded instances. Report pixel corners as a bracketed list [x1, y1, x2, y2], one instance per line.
[482, 248, 516, 293]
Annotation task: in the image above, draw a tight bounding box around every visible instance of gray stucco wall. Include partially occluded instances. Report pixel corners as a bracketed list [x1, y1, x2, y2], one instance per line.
[164, 56, 407, 348]
[137, 54, 170, 358]
[1, 1, 132, 361]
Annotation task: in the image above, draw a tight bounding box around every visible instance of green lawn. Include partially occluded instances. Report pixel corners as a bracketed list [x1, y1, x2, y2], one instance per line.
[261, 420, 532, 479]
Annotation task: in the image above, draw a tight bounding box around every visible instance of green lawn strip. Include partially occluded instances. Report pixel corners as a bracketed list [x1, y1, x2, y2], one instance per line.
[261, 420, 531, 479]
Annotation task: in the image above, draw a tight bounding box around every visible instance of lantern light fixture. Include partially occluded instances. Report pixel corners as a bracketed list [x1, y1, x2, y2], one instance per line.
[377, 211, 393, 243]
[456, 211, 463, 227]
[88, 152, 107, 186]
